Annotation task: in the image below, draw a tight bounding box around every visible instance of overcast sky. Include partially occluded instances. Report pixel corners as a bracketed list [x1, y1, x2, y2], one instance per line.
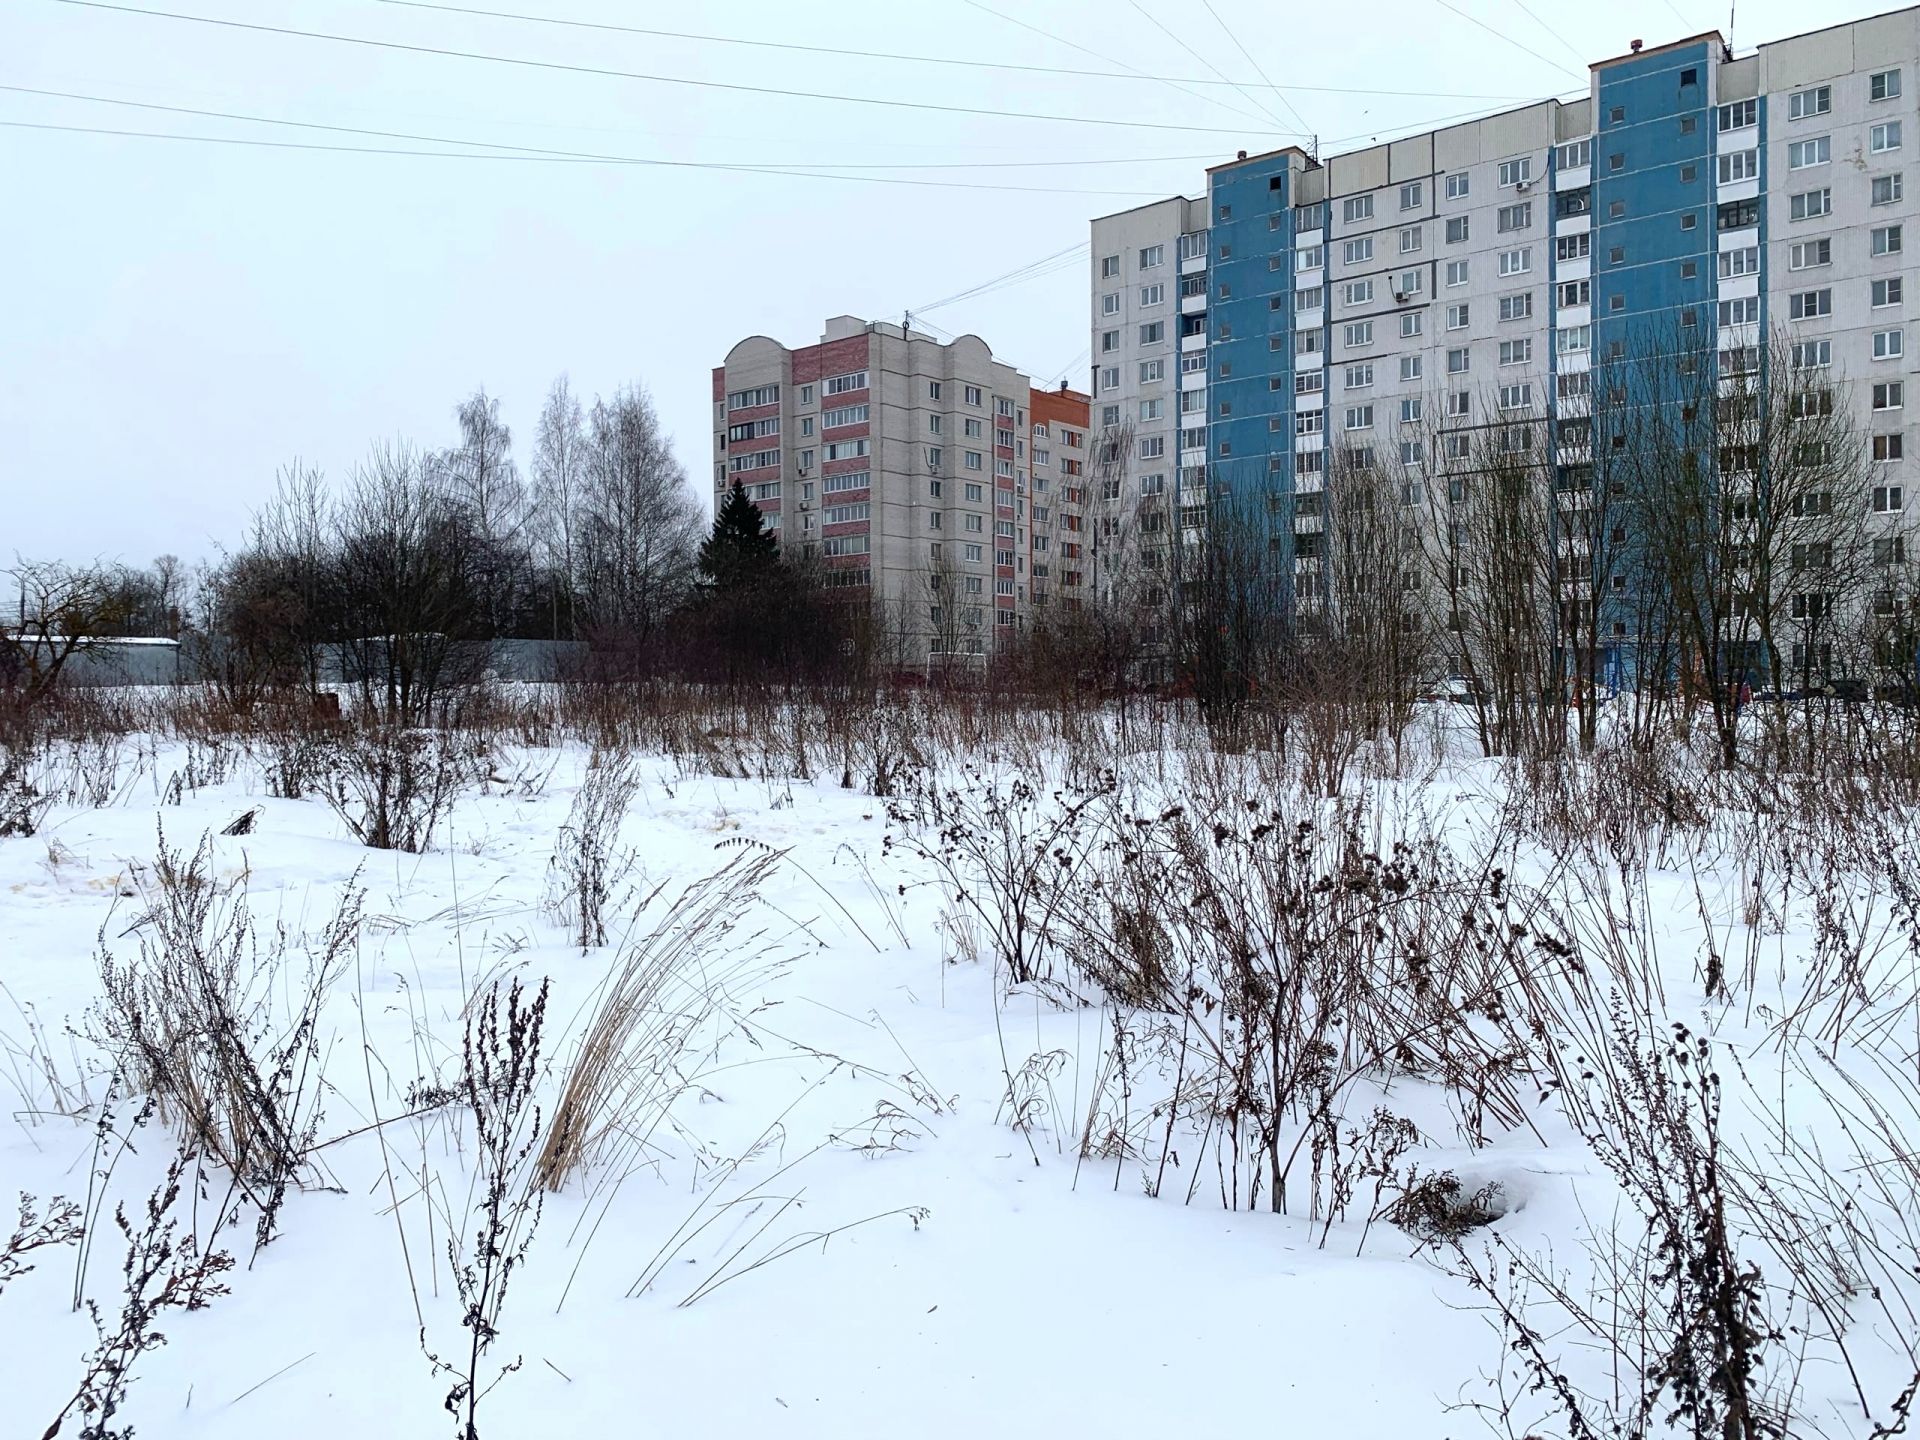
[5, 0, 1829, 568]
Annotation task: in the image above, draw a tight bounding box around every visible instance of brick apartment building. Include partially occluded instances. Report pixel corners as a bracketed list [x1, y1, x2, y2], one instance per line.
[712, 316, 1089, 664]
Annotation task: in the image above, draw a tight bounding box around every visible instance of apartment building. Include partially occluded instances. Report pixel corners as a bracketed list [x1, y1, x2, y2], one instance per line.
[1091, 5, 1920, 684]
[712, 317, 1087, 662]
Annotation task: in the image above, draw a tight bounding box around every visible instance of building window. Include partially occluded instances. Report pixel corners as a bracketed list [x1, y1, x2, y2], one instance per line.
[1343, 279, 1374, 306]
[1788, 86, 1833, 122]
[1446, 216, 1470, 244]
[1139, 243, 1164, 268]
[1875, 122, 1905, 154]
[1874, 483, 1905, 512]
[1138, 322, 1165, 344]
[1499, 338, 1532, 366]
[1496, 202, 1532, 232]
[1791, 338, 1832, 368]
[1344, 405, 1374, 431]
[1789, 238, 1832, 269]
[1446, 347, 1470, 374]
[1875, 434, 1906, 463]
[1139, 283, 1165, 306]
[1343, 236, 1373, 264]
[1791, 188, 1833, 221]
[1558, 278, 1591, 306]
[1498, 247, 1531, 276]
[1445, 259, 1469, 287]
[1400, 180, 1424, 210]
[1401, 312, 1423, 337]
[1343, 320, 1374, 347]
[1342, 194, 1375, 223]
[1446, 302, 1469, 330]
[1875, 174, 1906, 206]
[1498, 156, 1532, 187]
[1498, 292, 1533, 322]
[1344, 362, 1374, 390]
[1556, 233, 1590, 263]
[1874, 69, 1903, 102]
[1788, 136, 1832, 170]
[1875, 277, 1905, 308]
[1875, 381, 1905, 409]
[1875, 328, 1906, 360]
[1100, 254, 1120, 278]
[1874, 224, 1904, 257]
[1399, 226, 1422, 254]
[1717, 98, 1757, 131]
[1717, 150, 1757, 184]
[1718, 246, 1759, 279]
[1788, 289, 1831, 320]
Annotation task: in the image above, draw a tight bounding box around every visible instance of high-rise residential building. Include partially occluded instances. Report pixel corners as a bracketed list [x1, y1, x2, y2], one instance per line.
[712, 317, 1088, 663]
[1092, 8, 1920, 688]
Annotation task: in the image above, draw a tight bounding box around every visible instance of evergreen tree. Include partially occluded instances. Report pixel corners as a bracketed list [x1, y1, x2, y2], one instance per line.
[697, 481, 780, 589]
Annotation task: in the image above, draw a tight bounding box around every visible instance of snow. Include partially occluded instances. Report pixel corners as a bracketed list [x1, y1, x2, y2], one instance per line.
[1, 703, 1914, 1438]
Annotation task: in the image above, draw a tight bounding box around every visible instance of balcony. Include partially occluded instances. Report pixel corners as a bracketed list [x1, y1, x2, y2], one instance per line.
[1180, 330, 1208, 353]
[1180, 292, 1208, 317]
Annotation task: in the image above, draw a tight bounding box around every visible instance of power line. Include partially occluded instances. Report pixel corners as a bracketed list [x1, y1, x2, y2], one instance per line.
[54, 0, 1299, 137]
[1198, 0, 1315, 140]
[0, 84, 1221, 173]
[0, 118, 1171, 194]
[954, 0, 1272, 130]
[1501, 0, 1590, 66]
[1125, 0, 1292, 137]
[371, 0, 1533, 101]
[915, 242, 1092, 314]
[1430, 0, 1586, 82]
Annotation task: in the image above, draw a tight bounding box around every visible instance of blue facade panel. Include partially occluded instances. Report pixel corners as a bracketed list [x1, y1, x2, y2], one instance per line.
[1206, 154, 1298, 518]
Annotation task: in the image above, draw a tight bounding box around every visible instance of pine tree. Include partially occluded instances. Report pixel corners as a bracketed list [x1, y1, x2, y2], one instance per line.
[697, 481, 780, 590]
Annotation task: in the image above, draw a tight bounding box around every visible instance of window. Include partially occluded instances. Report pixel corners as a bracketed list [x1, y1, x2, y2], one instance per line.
[1446, 347, 1470, 374]
[1399, 226, 1422, 254]
[1297, 243, 1324, 269]
[1556, 138, 1590, 169]
[965, 384, 983, 406]
[820, 533, 869, 557]
[822, 438, 870, 462]
[1876, 277, 1905, 308]
[1496, 202, 1532, 232]
[1876, 382, 1905, 409]
[1499, 338, 1533, 366]
[1556, 325, 1590, 354]
[1342, 194, 1374, 223]
[1497, 382, 1533, 414]
[1344, 362, 1374, 390]
[1139, 283, 1165, 306]
[1343, 279, 1374, 305]
[724, 384, 779, 411]
[1718, 98, 1757, 131]
[1138, 321, 1165, 344]
[1445, 259, 1469, 287]
[1499, 292, 1533, 322]
[964, 482, 983, 502]
[1874, 484, 1905, 512]
[1719, 198, 1759, 230]
[1876, 174, 1906, 206]
[1397, 269, 1423, 295]
[1788, 85, 1831, 120]
[1401, 312, 1423, 337]
[1344, 405, 1375, 431]
[1400, 180, 1424, 209]
[1100, 254, 1120, 278]
[1789, 289, 1831, 320]
[1875, 122, 1904, 154]
[1138, 243, 1164, 268]
[1556, 233, 1590, 262]
[1875, 328, 1906, 359]
[1791, 339, 1832, 368]
[1874, 69, 1903, 102]
[1788, 136, 1831, 169]
[1137, 435, 1165, 459]
[1400, 396, 1424, 423]
[1400, 440, 1425, 466]
[1875, 224, 1904, 256]
[1498, 247, 1531, 276]
[1296, 411, 1324, 437]
[1447, 391, 1471, 419]
[1877, 538, 1909, 566]
[1717, 149, 1758, 184]
[1791, 188, 1833, 221]
[1789, 238, 1831, 270]
[1296, 286, 1324, 312]
[1446, 216, 1470, 244]
[964, 450, 983, 471]
[1399, 355, 1423, 382]
[1446, 302, 1469, 330]
[1343, 320, 1374, 347]
[825, 501, 871, 526]
[1101, 292, 1121, 316]
[1139, 359, 1165, 384]
[1342, 236, 1373, 264]
[1445, 172, 1469, 200]
[1552, 278, 1589, 310]
[1680, 211, 1698, 232]
[1138, 398, 1163, 421]
[1298, 328, 1322, 353]
[1718, 246, 1759, 279]
[1875, 433, 1906, 462]
[1178, 230, 1207, 261]
[1498, 156, 1532, 187]
[1296, 370, 1324, 394]
[964, 417, 983, 438]
[1098, 366, 1119, 393]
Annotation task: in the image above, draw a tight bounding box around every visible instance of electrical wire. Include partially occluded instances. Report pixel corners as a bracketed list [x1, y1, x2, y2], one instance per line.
[1198, 0, 1315, 139]
[1126, 0, 1292, 137]
[915, 243, 1092, 315]
[53, 0, 1299, 137]
[0, 84, 1222, 173]
[1431, 0, 1586, 82]
[370, 0, 1534, 101]
[954, 0, 1272, 130]
[0, 118, 1171, 194]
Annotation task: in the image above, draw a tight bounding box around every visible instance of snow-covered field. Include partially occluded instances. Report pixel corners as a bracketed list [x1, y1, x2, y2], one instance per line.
[5, 696, 1920, 1438]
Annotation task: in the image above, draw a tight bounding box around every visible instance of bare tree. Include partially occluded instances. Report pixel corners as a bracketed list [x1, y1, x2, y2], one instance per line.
[0, 560, 134, 700]
[437, 388, 527, 636]
[530, 375, 588, 638]
[577, 385, 702, 656]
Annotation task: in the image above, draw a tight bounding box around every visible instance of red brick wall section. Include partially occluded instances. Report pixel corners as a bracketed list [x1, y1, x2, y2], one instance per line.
[792, 334, 872, 385]
[712, 366, 726, 402]
[1028, 385, 1091, 434]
